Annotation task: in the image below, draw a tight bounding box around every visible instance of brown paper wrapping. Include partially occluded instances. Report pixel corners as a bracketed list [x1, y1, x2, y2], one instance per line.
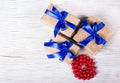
[73, 16, 112, 55]
[45, 33, 80, 64]
[41, 4, 80, 38]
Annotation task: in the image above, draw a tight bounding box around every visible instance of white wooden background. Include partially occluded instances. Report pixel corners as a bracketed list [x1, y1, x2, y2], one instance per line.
[0, 0, 120, 83]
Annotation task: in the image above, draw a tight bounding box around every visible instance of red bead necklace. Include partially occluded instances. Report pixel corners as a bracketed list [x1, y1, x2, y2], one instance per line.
[71, 54, 96, 80]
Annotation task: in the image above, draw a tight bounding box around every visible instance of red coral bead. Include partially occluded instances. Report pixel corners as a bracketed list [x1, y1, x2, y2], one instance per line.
[78, 77, 82, 80]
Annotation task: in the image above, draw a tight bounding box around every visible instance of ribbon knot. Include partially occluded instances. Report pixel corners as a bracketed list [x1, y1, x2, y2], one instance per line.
[44, 40, 76, 61]
[45, 6, 77, 37]
[78, 19, 106, 47]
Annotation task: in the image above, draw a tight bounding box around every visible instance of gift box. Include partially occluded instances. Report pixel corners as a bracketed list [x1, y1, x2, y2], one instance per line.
[44, 34, 80, 64]
[73, 16, 112, 55]
[41, 4, 80, 38]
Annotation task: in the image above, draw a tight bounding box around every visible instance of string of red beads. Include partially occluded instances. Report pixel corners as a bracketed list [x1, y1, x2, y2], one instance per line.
[71, 54, 96, 80]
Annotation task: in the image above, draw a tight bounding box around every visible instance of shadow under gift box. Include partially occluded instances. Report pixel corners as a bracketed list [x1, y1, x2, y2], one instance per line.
[73, 16, 112, 55]
[41, 4, 80, 38]
[45, 34, 80, 64]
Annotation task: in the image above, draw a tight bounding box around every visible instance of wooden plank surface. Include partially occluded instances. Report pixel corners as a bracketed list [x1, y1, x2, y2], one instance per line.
[0, 0, 120, 83]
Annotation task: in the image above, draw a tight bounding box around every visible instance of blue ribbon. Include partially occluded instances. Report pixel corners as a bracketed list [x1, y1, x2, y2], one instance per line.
[78, 19, 106, 47]
[44, 40, 76, 62]
[45, 6, 77, 37]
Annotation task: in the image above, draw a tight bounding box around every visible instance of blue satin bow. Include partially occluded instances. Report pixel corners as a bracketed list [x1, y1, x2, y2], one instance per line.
[45, 6, 77, 37]
[44, 40, 76, 62]
[78, 19, 106, 47]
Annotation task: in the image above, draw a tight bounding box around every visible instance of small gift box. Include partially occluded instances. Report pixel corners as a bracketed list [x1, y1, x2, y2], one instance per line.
[44, 34, 80, 64]
[41, 4, 80, 37]
[73, 16, 112, 55]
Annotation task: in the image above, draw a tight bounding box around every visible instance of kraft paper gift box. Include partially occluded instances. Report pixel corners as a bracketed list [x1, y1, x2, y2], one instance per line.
[41, 4, 80, 38]
[44, 33, 80, 64]
[73, 16, 112, 55]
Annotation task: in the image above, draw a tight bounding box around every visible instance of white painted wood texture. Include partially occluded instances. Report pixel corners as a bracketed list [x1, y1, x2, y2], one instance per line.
[0, 0, 120, 83]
